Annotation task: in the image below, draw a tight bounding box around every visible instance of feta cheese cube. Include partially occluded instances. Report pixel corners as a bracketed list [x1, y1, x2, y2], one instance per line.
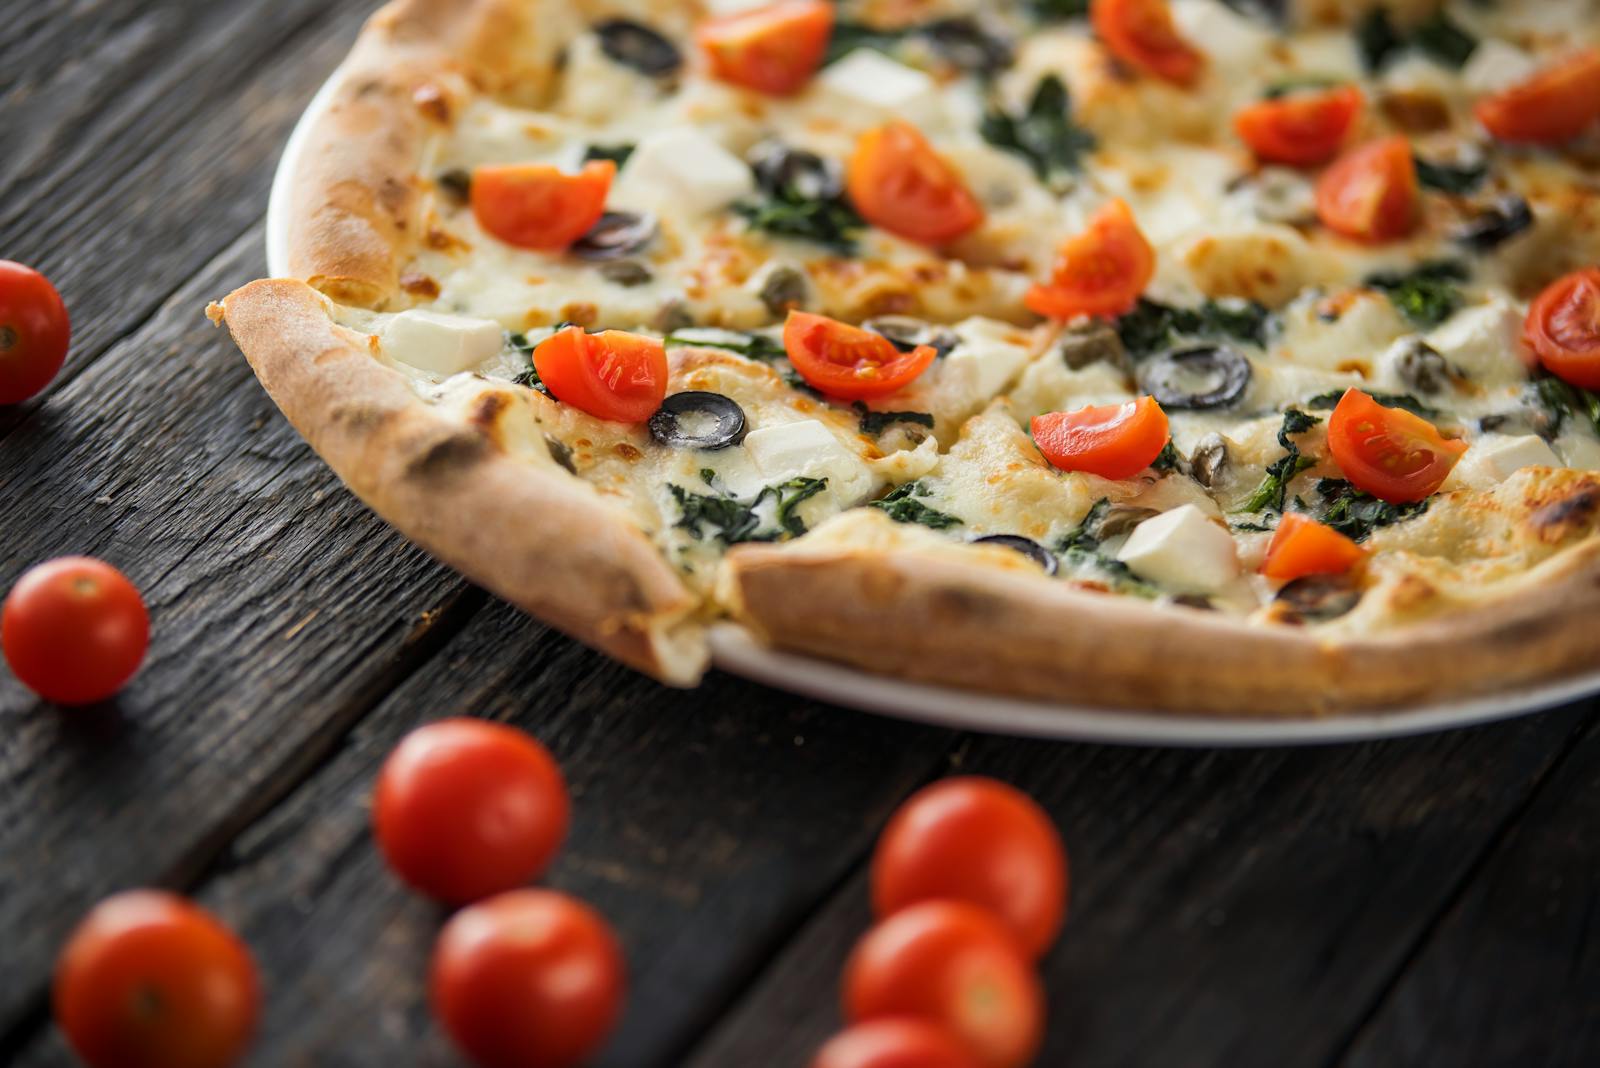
[1171, 0, 1272, 69]
[743, 419, 876, 505]
[1424, 297, 1526, 384]
[818, 50, 939, 122]
[942, 318, 1034, 402]
[1450, 434, 1560, 490]
[618, 127, 754, 215]
[1115, 504, 1240, 594]
[381, 310, 504, 375]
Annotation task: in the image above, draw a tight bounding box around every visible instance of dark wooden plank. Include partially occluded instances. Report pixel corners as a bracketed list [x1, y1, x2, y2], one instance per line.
[688, 707, 1597, 1068]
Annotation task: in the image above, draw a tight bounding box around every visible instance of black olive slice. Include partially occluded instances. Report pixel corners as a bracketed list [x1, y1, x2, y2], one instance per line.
[921, 18, 1013, 76]
[572, 212, 658, 261]
[972, 534, 1059, 576]
[862, 316, 961, 358]
[749, 142, 843, 201]
[1138, 344, 1253, 410]
[1452, 194, 1534, 251]
[1275, 574, 1362, 623]
[594, 19, 683, 76]
[648, 391, 748, 450]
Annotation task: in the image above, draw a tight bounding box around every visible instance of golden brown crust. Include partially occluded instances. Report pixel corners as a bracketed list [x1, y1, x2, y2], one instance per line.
[216, 278, 707, 683]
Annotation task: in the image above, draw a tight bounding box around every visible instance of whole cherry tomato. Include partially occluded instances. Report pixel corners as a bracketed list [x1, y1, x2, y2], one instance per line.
[812, 1018, 981, 1068]
[2, 556, 149, 705]
[0, 259, 71, 405]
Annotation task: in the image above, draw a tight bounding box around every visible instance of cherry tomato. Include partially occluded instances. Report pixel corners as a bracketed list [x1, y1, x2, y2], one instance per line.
[1032, 396, 1171, 481]
[2, 557, 149, 705]
[0, 260, 70, 405]
[54, 890, 259, 1068]
[471, 161, 614, 250]
[847, 122, 984, 245]
[1524, 268, 1600, 390]
[812, 1018, 981, 1068]
[783, 311, 937, 400]
[872, 777, 1068, 959]
[532, 325, 669, 423]
[431, 889, 625, 1068]
[1234, 85, 1363, 167]
[697, 0, 834, 96]
[1475, 48, 1600, 146]
[1326, 389, 1466, 504]
[1025, 199, 1155, 320]
[843, 901, 1043, 1068]
[1315, 136, 1419, 243]
[374, 718, 569, 904]
[1260, 513, 1365, 582]
[1091, 0, 1204, 86]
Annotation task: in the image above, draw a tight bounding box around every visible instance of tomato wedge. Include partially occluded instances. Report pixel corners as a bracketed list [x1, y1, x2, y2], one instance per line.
[1314, 136, 1419, 243]
[697, 0, 834, 96]
[471, 160, 613, 251]
[1525, 268, 1600, 390]
[1091, 0, 1204, 86]
[1475, 48, 1600, 145]
[782, 311, 936, 400]
[1025, 199, 1154, 320]
[1260, 513, 1365, 582]
[1327, 389, 1466, 504]
[532, 325, 668, 423]
[1235, 85, 1364, 167]
[1031, 396, 1170, 481]
[847, 122, 984, 246]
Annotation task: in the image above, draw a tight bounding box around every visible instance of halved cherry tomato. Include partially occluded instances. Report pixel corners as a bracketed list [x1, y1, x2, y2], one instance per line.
[1260, 513, 1365, 582]
[783, 311, 936, 400]
[812, 1018, 981, 1068]
[843, 901, 1043, 1068]
[1524, 268, 1600, 389]
[847, 122, 984, 245]
[532, 325, 669, 423]
[1091, 0, 1204, 86]
[431, 889, 625, 1068]
[1025, 199, 1155, 320]
[3, 556, 149, 705]
[374, 718, 570, 905]
[697, 0, 834, 96]
[872, 777, 1068, 959]
[471, 161, 614, 251]
[0, 260, 70, 404]
[54, 891, 259, 1068]
[1314, 136, 1419, 243]
[1031, 396, 1170, 481]
[1327, 389, 1466, 504]
[1475, 48, 1600, 146]
[1235, 85, 1364, 167]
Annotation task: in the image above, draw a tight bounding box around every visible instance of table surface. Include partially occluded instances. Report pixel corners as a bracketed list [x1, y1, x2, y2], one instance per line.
[4, 2, 1599, 1064]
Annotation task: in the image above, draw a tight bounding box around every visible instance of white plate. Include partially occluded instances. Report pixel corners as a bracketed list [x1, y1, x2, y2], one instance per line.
[265, 67, 1600, 746]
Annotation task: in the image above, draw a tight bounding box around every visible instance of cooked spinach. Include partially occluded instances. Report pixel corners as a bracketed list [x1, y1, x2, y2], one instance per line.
[735, 168, 865, 253]
[1355, 7, 1405, 71]
[1414, 155, 1488, 195]
[1357, 7, 1476, 71]
[1305, 389, 1438, 418]
[1412, 11, 1478, 68]
[664, 328, 786, 361]
[1261, 76, 1340, 100]
[1029, 0, 1089, 19]
[824, 20, 907, 64]
[1365, 260, 1469, 329]
[854, 403, 936, 436]
[979, 75, 1096, 185]
[1311, 478, 1431, 542]
[1536, 378, 1600, 438]
[508, 331, 552, 394]
[583, 143, 635, 167]
[1239, 409, 1321, 514]
[1116, 297, 1272, 358]
[1150, 441, 1181, 473]
[1054, 499, 1157, 594]
[869, 481, 962, 529]
[670, 471, 830, 544]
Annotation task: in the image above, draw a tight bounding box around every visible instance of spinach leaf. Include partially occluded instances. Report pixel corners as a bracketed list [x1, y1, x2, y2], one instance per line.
[1365, 260, 1469, 329]
[1412, 11, 1478, 68]
[583, 143, 635, 167]
[1116, 297, 1273, 357]
[664, 328, 786, 361]
[1239, 409, 1321, 514]
[1305, 389, 1438, 418]
[735, 170, 865, 253]
[825, 21, 907, 64]
[1414, 155, 1488, 194]
[1355, 7, 1405, 71]
[854, 403, 936, 436]
[1536, 378, 1600, 437]
[769, 477, 830, 537]
[508, 331, 552, 394]
[869, 481, 963, 529]
[1150, 440, 1181, 473]
[980, 76, 1096, 185]
[1029, 0, 1089, 19]
[670, 472, 831, 544]
[1262, 76, 1340, 100]
[1311, 478, 1431, 541]
[1357, 7, 1476, 72]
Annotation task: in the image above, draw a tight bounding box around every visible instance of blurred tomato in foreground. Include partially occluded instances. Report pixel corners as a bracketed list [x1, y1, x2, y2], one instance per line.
[812, 1017, 981, 1068]
[431, 889, 625, 1068]
[54, 890, 259, 1068]
[0, 260, 70, 404]
[3, 556, 149, 704]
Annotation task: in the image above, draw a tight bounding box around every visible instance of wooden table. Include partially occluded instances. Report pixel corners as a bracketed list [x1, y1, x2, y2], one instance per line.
[3, 1, 1599, 1064]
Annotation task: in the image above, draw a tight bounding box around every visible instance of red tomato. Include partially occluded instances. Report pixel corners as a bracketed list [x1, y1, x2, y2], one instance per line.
[1315, 136, 1418, 243]
[1234, 85, 1363, 167]
[1475, 48, 1600, 145]
[1091, 0, 1204, 86]
[847, 122, 984, 245]
[1327, 389, 1467, 504]
[471, 161, 614, 250]
[783, 311, 937, 400]
[1032, 396, 1171, 481]
[1025, 199, 1155, 320]
[374, 718, 569, 904]
[872, 777, 1068, 959]
[812, 1018, 981, 1068]
[697, 0, 834, 96]
[1524, 268, 1600, 390]
[1260, 513, 1365, 582]
[2, 557, 149, 705]
[54, 891, 259, 1068]
[431, 889, 625, 1068]
[532, 325, 669, 423]
[843, 901, 1043, 1068]
[0, 260, 71, 404]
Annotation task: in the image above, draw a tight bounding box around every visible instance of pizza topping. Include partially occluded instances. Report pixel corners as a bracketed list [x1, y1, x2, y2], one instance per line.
[1240, 409, 1320, 515]
[648, 392, 749, 451]
[570, 211, 657, 261]
[1391, 339, 1454, 395]
[1364, 260, 1468, 330]
[846, 122, 984, 246]
[1475, 48, 1600, 146]
[381, 310, 503, 376]
[783, 311, 937, 400]
[1308, 478, 1433, 541]
[672, 469, 831, 544]
[1260, 513, 1365, 582]
[1136, 344, 1252, 411]
[922, 17, 1015, 77]
[1115, 296, 1270, 357]
[1031, 396, 1171, 481]
[532, 325, 668, 423]
[471, 160, 614, 251]
[1091, 0, 1203, 87]
[1275, 574, 1362, 623]
[1115, 504, 1240, 595]
[862, 316, 960, 359]
[1315, 136, 1419, 243]
[598, 260, 653, 287]
[1450, 194, 1533, 251]
[1234, 85, 1363, 167]
[979, 75, 1096, 188]
[621, 128, 754, 216]
[1525, 269, 1600, 391]
[738, 146, 863, 252]
[594, 18, 684, 77]
[869, 481, 963, 529]
[697, 0, 834, 96]
[971, 534, 1059, 576]
[1026, 199, 1154, 320]
[1326, 389, 1467, 504]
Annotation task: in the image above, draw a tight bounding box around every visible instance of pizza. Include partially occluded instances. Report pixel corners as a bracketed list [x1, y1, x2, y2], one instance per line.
[212, 0, 1600, 716]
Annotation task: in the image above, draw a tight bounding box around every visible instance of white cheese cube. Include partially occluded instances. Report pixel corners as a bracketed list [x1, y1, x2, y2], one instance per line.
[1449, 434, 1560, 490]
[1424, 296, 1526, 384]
[1171, 0, 1272, 69]
[818, 50, 939, 121]
[381, 310, 504, 375]
[1115, 504, 1240, 594]
[942, 318, 1034, 402]
[1461, 39, 1539, 95]
[618, 127, 754, 216]
[743, 419, 876, 505]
